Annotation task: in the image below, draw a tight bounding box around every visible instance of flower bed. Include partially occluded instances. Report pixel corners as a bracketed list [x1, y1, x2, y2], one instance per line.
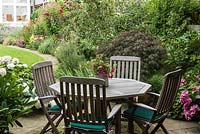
[0, 56, 36, 133]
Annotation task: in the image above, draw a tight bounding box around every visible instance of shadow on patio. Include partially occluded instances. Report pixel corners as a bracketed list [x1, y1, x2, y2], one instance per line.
[10, 108, 200, 134]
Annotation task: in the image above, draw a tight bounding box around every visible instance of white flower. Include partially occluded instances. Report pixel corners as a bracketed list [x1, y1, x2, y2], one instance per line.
[12, 58, 19, 64]
[0, 57, 2, 64]
[0, 68, 7, 77]
[23, 86, 30, 93]
[22, 82, 28, 87]
[2, 56, 12, 64]
[23, 64, 28, 68]
[7, 63, 15, 70]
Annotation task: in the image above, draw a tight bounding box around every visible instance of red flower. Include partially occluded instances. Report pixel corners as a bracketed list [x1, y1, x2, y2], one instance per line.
[59, 7, 64, 15]
[43, 12, 50, 16]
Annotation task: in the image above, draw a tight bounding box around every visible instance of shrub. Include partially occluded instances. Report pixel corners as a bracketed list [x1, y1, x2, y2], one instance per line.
[148, 73, 164, 93]
[142, 0, 189, 39]
[0, 24, 9, 44]
[170, 68, 200, 120]
[97, 30, 167, 81]
[3, 36, 17, 46]
[38, 36, 58, 55]
[55, 40, 93, 77]
[166, 31, 200, 70]
[0, 56, 36, 133]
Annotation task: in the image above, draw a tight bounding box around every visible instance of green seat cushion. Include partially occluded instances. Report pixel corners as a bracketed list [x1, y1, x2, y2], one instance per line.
[124, 107, 154, 121]
[49, 100, 84, 111]
[49, 104, 61, 111]
[70, 122, 105, 130]
[69, 115, 113, 131]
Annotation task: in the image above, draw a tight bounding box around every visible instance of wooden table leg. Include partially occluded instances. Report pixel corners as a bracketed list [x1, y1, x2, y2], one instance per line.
[115, 109, 121, 134]
[128, 118, 134, 134]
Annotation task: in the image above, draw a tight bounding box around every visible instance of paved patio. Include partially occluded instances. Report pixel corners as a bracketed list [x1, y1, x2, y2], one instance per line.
[9, 108, 200, 134]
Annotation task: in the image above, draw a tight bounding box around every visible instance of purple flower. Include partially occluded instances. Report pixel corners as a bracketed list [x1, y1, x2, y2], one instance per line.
[196, 74, 200, 81]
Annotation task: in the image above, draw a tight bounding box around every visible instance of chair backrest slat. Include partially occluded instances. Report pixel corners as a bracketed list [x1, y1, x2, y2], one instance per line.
[77, 84, 83, 121]
[156, 69, 182, 114]
[60, 77, 106, 126]
[32, 61, 56, 100]
[110, 56, 141, 80]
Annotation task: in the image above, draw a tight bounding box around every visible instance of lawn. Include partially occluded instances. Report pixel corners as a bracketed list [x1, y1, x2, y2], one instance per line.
[0, 45, 44, 66]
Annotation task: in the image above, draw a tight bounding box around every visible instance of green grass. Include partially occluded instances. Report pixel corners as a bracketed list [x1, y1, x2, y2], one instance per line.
[0, 45, 44, 66]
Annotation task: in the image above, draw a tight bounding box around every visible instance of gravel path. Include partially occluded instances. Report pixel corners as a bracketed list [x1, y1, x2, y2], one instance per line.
[8, 46, 58, 67]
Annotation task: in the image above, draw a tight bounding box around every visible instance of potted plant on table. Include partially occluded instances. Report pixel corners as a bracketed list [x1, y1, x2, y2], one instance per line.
[90, 54, 114, 87]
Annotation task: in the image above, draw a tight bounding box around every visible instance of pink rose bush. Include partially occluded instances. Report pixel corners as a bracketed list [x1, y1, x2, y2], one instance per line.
[180, 76, 200, 120]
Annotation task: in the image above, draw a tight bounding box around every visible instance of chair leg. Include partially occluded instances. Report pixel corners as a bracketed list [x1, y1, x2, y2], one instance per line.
[142, 124, 150, 134]
[115, 110, 121, 134]
[150, 119, 168, 134]
[64, 127, 72, 134]
[46, 114, 59, 134]
[40, 114, 60, 134]
[128, 119, 134, 134]
[108, 102, 112, 112]
[160, 124, 169, 134]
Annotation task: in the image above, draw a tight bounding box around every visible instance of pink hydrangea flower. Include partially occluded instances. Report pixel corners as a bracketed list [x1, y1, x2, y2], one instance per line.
[180, 79, 186, 85]
[196, 74, 200, 81]
[180, 90, 192, 105]
[193, 86, 200, 92]
[184, 104, 199, 120]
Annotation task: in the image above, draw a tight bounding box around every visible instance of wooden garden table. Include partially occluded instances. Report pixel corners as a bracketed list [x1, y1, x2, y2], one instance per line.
[49, 78, 152, 100]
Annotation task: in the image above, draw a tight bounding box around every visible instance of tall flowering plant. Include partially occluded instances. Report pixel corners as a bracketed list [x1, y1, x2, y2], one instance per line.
[179, 74, 200, 120]
[0, 56, 36, 133]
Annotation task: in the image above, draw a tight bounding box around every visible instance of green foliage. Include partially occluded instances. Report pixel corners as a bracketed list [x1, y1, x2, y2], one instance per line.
[166, 31, 200, 70]
[38, 36, 58, 55]
[184, 0, 200, 24]
[3, 36, 17, 46]
[148, 73, 164, 93]
[114, 1, 147, 33]
[0, 24, 9, 44]
[97, 30, 167, 81]
[0, 56, 36, 133]
[3, 30, 24, 47]
[55, 40, 93, 77]
[141, 0, 189, 40]
[170, 67, 200, 120]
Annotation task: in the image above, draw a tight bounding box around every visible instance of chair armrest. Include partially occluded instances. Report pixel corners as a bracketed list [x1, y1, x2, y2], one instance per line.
[147, 92, 160, 97]
[107, 104, 122, 119]
[38, 95, 58, 100]
[133, 103, 157, 111]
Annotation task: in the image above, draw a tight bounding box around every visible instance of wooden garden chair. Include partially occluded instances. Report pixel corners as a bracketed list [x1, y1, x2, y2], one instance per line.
[32, 61, 63, 134]
[110, 56, 141, 81]
[123, 69, 183, 134]
[109, 56, 141, 108]
[60, 76, 122, 134]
